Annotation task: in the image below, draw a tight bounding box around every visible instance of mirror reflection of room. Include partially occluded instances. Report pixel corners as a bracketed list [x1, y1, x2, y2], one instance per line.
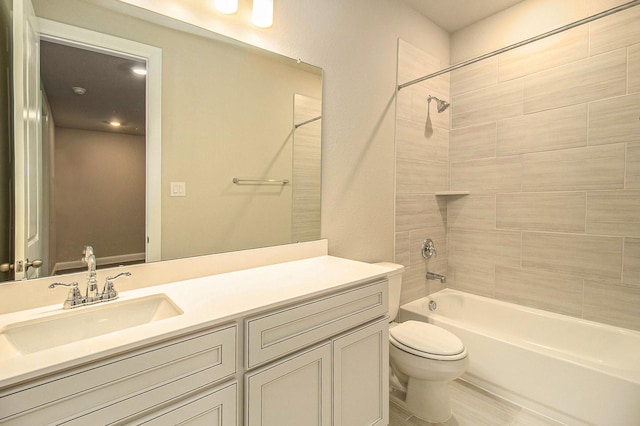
[40, 41, 146, 275]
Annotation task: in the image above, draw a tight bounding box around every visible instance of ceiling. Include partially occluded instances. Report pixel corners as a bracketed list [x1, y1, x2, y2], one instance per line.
[40, 41, 146, 136]
[400, 0, 525, 32]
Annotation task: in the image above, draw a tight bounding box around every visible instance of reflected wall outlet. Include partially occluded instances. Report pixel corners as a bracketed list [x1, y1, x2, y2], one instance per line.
[170, 181, 186, 197]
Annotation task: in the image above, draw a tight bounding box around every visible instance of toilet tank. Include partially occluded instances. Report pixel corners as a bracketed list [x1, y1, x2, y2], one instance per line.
[375, 262, 404, 321]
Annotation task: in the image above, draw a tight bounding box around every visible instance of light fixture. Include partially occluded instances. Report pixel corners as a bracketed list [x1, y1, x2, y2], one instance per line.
[71, 86, 86, 95]
[132, 67, 147, 76]
[109, 121, 122, 127]
[214, 0, 238, 14]
[252, 0, 273, 28]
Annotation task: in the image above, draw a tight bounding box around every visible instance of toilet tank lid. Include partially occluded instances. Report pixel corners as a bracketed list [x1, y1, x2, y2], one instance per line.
[390, 321, 465, 356]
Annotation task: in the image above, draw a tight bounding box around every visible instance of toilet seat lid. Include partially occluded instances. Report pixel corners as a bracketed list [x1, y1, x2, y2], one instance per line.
[390, 321, 465, 358]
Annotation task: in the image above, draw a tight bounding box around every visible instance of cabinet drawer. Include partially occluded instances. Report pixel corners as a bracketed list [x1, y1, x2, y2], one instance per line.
[134, 381, 237, 426]
[0, 324, 236, 425]
[245, 280, 387, 368]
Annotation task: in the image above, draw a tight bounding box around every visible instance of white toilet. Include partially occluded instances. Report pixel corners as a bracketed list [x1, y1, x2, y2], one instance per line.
[377, 262, 468, 423]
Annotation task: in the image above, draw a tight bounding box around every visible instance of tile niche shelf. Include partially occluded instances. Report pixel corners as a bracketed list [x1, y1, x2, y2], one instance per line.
[435, 191, 469, 196]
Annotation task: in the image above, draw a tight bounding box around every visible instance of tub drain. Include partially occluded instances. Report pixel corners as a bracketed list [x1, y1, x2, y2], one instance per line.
[428, 300, 437, 311]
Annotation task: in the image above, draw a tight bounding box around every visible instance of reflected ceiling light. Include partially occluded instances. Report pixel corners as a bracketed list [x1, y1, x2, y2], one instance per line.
[109, 121, 122, 127]
[214, 0, 238, 14]
[132, 67, 147, 76]
[252, 0, 273, 28]
[71, 86, 86, 95]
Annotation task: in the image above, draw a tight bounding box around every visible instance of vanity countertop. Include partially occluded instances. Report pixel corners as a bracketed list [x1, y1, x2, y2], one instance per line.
[0, 255, 393, 389]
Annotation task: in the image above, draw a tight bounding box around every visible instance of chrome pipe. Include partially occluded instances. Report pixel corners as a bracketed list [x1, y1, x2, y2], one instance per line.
[398, 0, 640, 91]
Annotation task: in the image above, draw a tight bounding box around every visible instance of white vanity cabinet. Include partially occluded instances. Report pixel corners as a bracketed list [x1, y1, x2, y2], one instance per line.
[0, 324, 237, 425]
[0, 255, 393, 426]
[244, 279, 389, 426]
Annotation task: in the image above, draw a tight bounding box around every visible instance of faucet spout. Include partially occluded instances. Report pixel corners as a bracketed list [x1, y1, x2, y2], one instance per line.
[83, 245, 98, 299]
[426, 271, 446, 284]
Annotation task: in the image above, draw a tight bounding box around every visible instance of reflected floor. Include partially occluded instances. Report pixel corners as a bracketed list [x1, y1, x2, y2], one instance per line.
[389, 380, 565, 426]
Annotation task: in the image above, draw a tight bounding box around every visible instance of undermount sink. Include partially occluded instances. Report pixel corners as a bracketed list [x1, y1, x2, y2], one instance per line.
[0, 294, 183, 355]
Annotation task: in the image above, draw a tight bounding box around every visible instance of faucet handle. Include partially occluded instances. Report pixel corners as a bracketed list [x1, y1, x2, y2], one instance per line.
[102, 272, 131, 299]
[49, 282, 83, 309]
[422, 238, 437, 259]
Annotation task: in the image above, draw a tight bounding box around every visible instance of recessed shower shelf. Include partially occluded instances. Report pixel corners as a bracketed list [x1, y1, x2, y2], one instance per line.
[435, 191, 469, 196]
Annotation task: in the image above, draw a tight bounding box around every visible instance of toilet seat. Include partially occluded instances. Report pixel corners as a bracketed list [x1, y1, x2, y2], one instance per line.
[390, 321, 467, 361]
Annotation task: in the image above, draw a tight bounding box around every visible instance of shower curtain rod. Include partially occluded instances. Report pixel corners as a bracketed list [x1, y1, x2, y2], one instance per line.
[398, 0, 640, 91]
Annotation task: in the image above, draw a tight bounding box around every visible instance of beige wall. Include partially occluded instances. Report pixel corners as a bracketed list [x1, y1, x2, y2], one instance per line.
[447, 4, 640, 330]
[54, 128, 145, 264]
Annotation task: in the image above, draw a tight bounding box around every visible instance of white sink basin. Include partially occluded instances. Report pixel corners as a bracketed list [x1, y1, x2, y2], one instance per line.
[0, 294, 183, 354]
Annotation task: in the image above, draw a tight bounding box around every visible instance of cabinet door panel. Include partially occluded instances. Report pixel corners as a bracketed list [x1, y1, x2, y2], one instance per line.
[245, 343, 332, 426]
[333, 317, 389, 426]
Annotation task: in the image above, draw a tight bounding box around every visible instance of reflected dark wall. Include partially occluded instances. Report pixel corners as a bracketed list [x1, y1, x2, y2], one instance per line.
[0, 0, 13, 281]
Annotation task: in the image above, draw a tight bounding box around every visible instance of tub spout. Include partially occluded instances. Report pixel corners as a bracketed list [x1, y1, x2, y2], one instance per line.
[426, 271, 446, 283]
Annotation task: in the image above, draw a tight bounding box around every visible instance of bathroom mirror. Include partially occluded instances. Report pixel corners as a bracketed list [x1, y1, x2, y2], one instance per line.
[2, 0, 322, 282]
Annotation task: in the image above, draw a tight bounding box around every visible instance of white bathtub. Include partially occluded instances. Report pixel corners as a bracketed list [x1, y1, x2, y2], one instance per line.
[399, 288, 640, 426]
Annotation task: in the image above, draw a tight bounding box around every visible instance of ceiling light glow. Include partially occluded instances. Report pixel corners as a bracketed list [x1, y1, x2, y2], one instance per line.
[132, 67, 147, 76]
[110, 121, 122, 127]
[252, 0, 273, 28]
[214, 0, 238, 14]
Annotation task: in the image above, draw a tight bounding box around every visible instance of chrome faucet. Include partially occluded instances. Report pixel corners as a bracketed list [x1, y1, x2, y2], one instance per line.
[49, 246, 132, 309]
[426, 271, 446, 283]
[83, 246, 99, 300]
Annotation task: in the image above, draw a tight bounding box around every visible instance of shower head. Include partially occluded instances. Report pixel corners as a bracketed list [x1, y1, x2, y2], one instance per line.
[427, 95, 450, 113]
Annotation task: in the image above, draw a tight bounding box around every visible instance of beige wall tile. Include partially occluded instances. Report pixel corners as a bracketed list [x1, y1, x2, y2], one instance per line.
[396, 158, 448, 195]
[523, 49, 626, 113]
[451, 156, 521, 193]
[627, 143, 640, 189]
[496, 104, 587, 156]
[498, 25, 588, 82]
[449, 228, 522, 269]
[589, 93, 640, 146]
[447, 194, 496, 231]
[400, 264, 427, 306]
[589, 5, 640, 56]
[396, 86, 412, 121]
[587, 190, 640, 237]
[396, 117, 448, 163]
[450, 56, 497, 96]
[395, 194, 446, 233]
[630, 44, 640, 94]
[447, 262, 495, 298]
[583, 280, 640, 331]
[624, 238, 640, 287]
[395, 231, 411, 268]
[452, 79, 523, 129]
[522, 232, 622, 280]
[450, 122, 496, 161]
[496, 192, 586, 233]
[495, 266, 583, 317]
[398, 39, 441, 85]
[522, 144, 625, 191]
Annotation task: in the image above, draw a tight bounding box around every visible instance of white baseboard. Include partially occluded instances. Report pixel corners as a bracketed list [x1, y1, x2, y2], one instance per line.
[55, 252, 146, 273]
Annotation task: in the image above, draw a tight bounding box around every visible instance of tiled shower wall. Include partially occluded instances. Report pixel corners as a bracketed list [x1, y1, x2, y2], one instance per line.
[447, 6, 640, 330]
[395, 40, 450, 306]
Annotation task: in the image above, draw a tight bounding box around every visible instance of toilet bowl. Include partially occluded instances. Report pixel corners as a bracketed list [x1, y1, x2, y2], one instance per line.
[376, 262, 468, 423]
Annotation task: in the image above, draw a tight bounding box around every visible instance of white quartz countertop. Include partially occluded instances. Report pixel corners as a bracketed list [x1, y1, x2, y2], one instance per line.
[0, 255, 393, 389]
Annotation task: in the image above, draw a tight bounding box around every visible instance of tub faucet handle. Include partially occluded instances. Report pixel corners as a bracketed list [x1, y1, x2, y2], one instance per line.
[422, 238, 437, 259]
